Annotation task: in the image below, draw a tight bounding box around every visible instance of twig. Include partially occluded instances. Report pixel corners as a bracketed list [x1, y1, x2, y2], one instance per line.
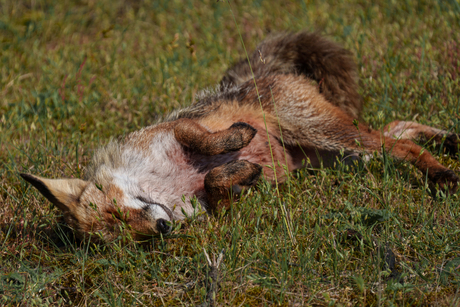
[198, 248, 225, 307]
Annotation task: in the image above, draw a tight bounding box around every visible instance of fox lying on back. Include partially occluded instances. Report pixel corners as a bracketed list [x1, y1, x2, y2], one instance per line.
[22, 32, 459, 241]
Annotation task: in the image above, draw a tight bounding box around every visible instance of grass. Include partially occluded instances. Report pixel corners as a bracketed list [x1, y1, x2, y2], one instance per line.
[1, 0, 460, 305]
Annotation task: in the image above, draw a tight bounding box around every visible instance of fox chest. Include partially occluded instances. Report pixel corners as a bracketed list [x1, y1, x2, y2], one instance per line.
[131, 121, 296, 208]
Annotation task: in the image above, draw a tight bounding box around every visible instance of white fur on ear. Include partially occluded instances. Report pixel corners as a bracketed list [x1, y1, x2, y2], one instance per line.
[20, 173, 88, 212]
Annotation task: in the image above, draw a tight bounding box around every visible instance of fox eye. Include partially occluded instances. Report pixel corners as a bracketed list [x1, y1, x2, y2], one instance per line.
[135, 196, 174, 221]
[136, 196, 157, 206]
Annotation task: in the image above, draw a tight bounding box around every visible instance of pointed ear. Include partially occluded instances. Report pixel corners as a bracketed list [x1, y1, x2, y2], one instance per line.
[20, 173, 88, 212]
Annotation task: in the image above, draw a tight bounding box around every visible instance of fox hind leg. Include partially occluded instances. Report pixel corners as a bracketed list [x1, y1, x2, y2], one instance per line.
[384, 120, 459, 155]
[287, 116, 459, 192]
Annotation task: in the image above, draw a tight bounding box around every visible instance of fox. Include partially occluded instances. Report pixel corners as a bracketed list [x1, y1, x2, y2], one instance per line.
[21, 31, 459, 242]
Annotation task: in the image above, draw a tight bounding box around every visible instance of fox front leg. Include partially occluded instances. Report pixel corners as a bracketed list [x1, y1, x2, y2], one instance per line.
[174, 119, 257, 155]
[204, 160, 262, 210]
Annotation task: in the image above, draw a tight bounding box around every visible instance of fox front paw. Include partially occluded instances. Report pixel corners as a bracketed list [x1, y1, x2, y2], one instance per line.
[224, 122, 258, 152]
[174, 119, 257, 155]
[204, 159, 262, 210]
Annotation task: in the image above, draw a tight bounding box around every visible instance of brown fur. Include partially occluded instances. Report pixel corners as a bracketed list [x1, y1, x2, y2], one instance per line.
[204, 160, 262, 210]
[385, 120, 460, 155]
[219, 32, 362, 119]
[21, 31, 459, 242]
[174, 119, 257, 155]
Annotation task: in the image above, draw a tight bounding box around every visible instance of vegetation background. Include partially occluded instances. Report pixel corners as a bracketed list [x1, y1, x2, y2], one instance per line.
[1, 0, 460, 305]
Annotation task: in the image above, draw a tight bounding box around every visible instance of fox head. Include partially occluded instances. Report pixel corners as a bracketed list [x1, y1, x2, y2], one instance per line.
[20, 119, 239, 241]
[19, 132, 204, 241]
[20, 173, 175, 241]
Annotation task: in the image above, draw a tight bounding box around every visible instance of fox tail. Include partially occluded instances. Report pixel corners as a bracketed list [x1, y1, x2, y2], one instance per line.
[221, 32, 362, 118]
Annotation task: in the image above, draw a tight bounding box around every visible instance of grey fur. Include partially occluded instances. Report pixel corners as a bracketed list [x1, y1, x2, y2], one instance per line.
[84, 140, 124, 185]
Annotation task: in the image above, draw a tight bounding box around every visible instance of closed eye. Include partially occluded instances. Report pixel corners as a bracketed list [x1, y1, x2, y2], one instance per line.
[135, 196, 174, 220]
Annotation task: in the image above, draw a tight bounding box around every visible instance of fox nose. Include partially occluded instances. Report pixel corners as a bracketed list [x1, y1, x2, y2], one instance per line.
[156, 218, 171, 234]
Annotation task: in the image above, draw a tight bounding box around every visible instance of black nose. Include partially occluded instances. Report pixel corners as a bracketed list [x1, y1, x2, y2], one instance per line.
[156, 219, 171, 234]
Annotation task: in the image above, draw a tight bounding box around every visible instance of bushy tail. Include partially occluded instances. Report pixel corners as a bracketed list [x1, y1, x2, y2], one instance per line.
[221, 32, 362, 118]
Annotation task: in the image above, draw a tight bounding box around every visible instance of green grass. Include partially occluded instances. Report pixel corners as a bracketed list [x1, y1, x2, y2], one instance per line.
[2, 0, 460, 305]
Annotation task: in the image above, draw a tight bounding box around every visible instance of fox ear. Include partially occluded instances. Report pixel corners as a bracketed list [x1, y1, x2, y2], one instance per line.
[20, 173, 88, 212]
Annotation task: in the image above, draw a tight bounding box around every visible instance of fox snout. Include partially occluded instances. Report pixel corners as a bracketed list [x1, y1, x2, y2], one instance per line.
[156, 218, 172, 234]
